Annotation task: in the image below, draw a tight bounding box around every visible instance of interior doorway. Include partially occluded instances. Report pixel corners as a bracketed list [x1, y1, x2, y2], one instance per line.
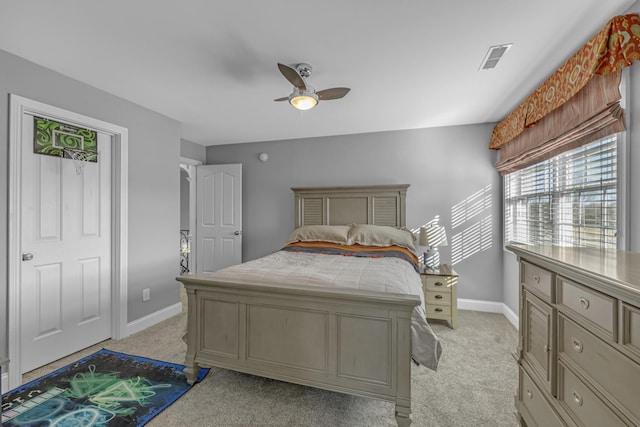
[8, 94, 129, 389]
[179, 157, 201, 274]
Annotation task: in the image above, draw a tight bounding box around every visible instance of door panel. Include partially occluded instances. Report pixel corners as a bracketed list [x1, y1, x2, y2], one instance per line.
[196, 164, 242, 274]
[34, 263, 63, 337]
[20, 115, 112, 372]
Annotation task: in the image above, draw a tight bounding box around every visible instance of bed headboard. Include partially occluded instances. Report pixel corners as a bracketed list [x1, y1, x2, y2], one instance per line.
[291, 184, 409, 228]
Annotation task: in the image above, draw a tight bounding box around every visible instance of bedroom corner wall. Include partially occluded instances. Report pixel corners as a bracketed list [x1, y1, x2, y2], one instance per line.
[205, 124, 504, 306]
[180, 139, 206, 163]
[0, 49, 182, 360]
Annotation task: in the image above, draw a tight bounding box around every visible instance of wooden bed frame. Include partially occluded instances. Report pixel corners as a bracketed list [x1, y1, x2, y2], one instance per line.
[176, 184, 419, 426]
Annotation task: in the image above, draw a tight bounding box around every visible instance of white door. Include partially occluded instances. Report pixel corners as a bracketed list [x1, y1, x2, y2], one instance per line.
[20, 114, 112, 372]
[196, 164, 242, 274]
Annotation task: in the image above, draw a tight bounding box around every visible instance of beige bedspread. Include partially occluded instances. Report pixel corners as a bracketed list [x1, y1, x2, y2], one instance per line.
[213, 250, 442, 371]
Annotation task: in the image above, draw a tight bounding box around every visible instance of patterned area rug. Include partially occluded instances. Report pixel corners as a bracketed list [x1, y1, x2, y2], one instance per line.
[1, 349, 208, 426]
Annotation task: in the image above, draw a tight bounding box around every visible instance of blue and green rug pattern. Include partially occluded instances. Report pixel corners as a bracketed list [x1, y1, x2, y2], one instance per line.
[1, 349, 208, 426]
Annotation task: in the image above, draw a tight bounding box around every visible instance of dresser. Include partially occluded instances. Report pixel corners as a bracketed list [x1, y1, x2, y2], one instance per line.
[0, 357, 7, 403]
[508, 245, 640, 427]
[420, 264, 458, 329]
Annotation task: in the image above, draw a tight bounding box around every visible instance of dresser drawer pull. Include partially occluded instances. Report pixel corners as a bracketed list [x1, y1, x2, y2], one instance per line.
[435, 308, 443, 312]
[434, 281, 444, 287]
[435, 295, 443, 300]
[572, 391, 583, 407]
[571, 337, 583, 353]
[533, 275, 540, 284]
[526, 388, 533, 399]
[579, 297, 590, 310]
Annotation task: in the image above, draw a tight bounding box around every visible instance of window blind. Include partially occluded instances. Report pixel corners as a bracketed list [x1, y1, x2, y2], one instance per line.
[504, 135, 617, 248]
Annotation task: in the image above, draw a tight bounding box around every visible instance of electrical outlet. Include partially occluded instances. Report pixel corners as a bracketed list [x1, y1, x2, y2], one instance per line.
[143, 288, 150, 302]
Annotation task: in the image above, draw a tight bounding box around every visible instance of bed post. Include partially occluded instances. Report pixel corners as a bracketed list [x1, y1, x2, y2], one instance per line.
[395, 311, 413, 427]
[182, 285, 200, 384]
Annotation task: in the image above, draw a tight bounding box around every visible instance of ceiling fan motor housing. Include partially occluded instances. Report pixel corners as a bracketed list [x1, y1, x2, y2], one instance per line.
[294, 63, 312, 79]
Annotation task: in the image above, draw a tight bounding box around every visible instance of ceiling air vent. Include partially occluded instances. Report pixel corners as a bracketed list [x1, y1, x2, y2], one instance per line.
[479, 44, 512, 70]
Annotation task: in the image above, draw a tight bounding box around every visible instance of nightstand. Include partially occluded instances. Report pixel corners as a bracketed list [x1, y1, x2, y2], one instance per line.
[420, 264, 458, 329]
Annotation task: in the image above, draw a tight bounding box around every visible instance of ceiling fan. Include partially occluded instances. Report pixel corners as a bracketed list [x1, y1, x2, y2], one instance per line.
[274, 63, 350, 111]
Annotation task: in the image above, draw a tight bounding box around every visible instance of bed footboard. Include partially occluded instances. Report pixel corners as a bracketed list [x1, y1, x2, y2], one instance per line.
[177, 275, 419, 426]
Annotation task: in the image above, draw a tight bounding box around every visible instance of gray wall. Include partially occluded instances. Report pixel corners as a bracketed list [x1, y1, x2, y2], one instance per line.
[181, 139, 206, 163]
[0, 49, 182, 358]
[206, 124, 504, 303]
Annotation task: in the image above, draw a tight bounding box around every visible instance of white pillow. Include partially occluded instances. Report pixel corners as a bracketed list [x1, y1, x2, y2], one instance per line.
[347, 224, 417, 254]
[286, 225, 351, 244]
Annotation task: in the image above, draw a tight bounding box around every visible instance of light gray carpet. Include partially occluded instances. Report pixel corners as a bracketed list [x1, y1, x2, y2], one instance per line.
[23, 303, 518, 426]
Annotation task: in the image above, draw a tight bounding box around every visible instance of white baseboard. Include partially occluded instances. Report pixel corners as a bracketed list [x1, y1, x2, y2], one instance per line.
[125, 302, 182, 337]
[502, 303, 519, 330]
[458, 298, 519, 330]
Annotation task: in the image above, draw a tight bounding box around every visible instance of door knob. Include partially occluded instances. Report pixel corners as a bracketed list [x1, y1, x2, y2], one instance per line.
[22, 253, 34, 261]
[234, 230, 242, 236]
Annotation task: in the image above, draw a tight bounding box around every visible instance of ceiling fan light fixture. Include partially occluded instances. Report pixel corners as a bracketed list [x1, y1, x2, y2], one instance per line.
[289, 89, 318, 110]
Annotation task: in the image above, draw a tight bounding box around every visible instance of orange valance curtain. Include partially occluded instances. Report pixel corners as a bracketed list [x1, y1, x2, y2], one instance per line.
[490, 13, 640, 174]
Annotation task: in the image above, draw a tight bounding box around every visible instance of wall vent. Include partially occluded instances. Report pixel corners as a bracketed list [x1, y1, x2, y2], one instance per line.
[479, 44, 513, 70]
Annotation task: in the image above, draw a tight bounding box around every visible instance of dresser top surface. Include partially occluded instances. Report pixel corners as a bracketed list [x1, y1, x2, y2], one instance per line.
[507, 244, 640, 300]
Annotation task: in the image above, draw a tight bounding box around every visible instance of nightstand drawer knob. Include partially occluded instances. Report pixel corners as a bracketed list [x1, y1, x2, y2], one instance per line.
[435, 294, 443, 300]
[435, 281, 444, 287]
[435, 308, 443, 312]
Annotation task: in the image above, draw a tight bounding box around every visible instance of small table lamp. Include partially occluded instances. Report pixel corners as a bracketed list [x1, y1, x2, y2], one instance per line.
[419, 224, 448, 270]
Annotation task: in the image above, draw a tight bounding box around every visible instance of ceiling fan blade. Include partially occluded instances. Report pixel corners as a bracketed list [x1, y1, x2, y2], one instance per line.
[317, 87, 350, 100]
[277, 63, 306, 90]
[274, 96, 289, 102]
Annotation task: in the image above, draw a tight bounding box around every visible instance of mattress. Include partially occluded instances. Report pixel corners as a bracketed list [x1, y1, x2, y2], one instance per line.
[213, 243, 443, 371]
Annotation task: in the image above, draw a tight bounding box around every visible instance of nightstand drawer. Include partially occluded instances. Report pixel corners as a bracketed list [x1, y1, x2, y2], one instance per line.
[426, 291, 451, 306]
[423, 276, 452, 292]
[426, 304, 451, 316]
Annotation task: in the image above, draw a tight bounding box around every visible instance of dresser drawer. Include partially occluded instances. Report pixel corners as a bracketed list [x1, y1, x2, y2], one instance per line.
[559, 314, 640, 422]
[519, 367, 564, 427]
[622, 303, 640, 363]
[558, 277, 616, 340]
[425, 291, 451, 306]
[558, 363, 626, 427]
[521, 261, 553, 301]
[426, 304, 451, 317]
[423, 276, 452, 292]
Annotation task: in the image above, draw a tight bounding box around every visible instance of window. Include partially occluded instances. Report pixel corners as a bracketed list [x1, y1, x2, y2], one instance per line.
[504, 135, 618, 249]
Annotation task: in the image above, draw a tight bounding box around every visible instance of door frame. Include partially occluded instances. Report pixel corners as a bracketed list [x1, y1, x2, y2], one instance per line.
[7, 94, 129, 389]
[180, 156, 202, 273]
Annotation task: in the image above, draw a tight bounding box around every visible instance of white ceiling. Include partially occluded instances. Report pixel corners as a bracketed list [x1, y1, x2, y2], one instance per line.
[0, 1, 636, 146]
